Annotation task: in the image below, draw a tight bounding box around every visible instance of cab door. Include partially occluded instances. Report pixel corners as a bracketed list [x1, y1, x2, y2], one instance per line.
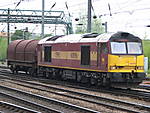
[99, 43, 108, 71]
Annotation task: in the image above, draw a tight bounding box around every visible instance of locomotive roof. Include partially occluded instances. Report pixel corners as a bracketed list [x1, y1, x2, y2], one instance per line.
[38, 32, 140, 44]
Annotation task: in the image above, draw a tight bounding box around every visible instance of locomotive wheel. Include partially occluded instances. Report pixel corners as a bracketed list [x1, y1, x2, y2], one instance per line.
[25, 69, 30, 75]
[28, 68, 34, 76]
[45, 71, 51, 78]
[45, 72, 48, 78]
[90, 77, 97, 85]
[102, 77, 111, 88]
[77, 74, 82, 82]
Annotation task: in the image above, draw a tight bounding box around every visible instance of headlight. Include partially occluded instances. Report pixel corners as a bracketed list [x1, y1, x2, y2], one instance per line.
[136, 66, 144, 70]
[110, 66, 117, 70]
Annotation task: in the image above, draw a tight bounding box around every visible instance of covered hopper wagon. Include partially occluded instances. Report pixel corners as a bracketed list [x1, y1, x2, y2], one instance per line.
[7, 40, 39, 74]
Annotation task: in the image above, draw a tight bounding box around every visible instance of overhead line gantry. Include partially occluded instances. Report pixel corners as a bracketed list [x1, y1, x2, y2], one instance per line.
[0, 8, 73, 44]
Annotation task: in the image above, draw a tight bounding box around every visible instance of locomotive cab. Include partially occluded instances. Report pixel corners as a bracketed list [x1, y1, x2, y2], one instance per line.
[107, 32, 146, 87]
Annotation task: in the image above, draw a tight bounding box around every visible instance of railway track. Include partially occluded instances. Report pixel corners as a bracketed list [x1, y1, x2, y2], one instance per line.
[0, 68, 150, 100]
[0, 101, 39, 113]
[1, 66, 150, 90]
[138, 84, 150, 90]
[68, 83, 150, 102]
[0, 67, 150, 112]
[0, 90, 63, 113]
[0, 85, 99, 113]
[1, 78, 150, 113]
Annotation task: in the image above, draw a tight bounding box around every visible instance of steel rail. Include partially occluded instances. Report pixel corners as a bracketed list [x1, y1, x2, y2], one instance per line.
[114, 88, 150, 101]
[5, 79, 150, 113]
[0, 101, 39, 113]
[0, 69, 149, 100]
[0, 85, 99, 113]
[1, 69, 150, 101]
[0, 66, 8, 69]
[138, 84, 150, 90]
[0, 69, 149, 101]
[0, 92, 62, 113]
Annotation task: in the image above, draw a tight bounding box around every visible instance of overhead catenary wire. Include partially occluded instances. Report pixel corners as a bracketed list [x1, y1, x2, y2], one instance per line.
[99, 7, 150, 17]
[45, 2, 56, 16]
[114, 0, 143, 11]
[65, 1, 71, 17]
[108, 3, 112, 16]
[1, 26, 6, 32]
[50, 2, 56, 10]
[64, 0, 150, 19]
[0, 0, 150, 35]
[15, 0, 22, 8]
[15, 0, 35, 9]
[0, 2, 18, 7]
[91, 1, 97, 19]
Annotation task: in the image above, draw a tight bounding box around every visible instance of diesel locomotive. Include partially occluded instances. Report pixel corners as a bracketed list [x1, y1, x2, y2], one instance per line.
[7, 32, 146, 88]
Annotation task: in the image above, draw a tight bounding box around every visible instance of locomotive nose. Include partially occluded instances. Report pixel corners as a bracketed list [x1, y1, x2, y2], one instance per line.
[118, 56, 137, 66]
[109, 55, 137, 67]
[108, 55, 144, 73]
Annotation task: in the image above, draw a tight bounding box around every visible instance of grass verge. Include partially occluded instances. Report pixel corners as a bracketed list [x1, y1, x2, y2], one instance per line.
[0, 38, 7, 60]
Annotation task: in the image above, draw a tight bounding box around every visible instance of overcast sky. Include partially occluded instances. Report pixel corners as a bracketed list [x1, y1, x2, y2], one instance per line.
[0, 0, 150, 38]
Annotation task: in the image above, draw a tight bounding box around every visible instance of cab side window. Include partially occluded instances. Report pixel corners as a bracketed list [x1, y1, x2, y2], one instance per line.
[81, 45, 90, 65]
[101, 43, 108, 53]
[44, 46, 51, 62]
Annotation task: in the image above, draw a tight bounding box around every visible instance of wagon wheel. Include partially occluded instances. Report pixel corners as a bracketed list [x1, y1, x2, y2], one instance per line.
[10, 66, 15, 74]
[10, 65, 18, 74]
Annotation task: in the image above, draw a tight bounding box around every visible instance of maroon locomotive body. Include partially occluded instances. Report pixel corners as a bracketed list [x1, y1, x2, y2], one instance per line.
[37, 34, 108, 77]
[37, 32, 145, 87]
